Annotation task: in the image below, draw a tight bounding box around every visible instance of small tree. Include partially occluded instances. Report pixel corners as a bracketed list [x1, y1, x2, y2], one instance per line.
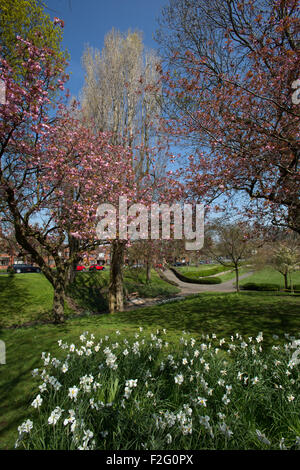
[270, 244, 299, 290]
[205, 220, 256, 292]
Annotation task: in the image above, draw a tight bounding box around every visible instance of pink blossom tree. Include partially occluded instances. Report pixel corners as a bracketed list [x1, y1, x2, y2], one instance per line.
[157, 0, 300, 233]
[0, 37, 135, 322]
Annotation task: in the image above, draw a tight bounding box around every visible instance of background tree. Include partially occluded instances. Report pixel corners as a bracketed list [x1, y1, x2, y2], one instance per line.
[205, 220, 257, 292]
[270, 243, 300, 289]
[0, 225, 19, 260]
[0, 0, 68, 84]
[155, 0, 300, 233]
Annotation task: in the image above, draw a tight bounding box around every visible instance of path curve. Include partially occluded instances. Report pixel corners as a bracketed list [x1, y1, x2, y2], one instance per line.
[162, 269, 254, 294]
[123, 269, 254, 311]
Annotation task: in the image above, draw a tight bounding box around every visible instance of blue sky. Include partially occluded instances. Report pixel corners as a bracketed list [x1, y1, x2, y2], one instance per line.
[44, 0, 167, 99]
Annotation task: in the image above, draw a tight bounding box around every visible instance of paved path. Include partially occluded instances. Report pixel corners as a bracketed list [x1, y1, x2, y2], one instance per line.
[162, 269, 254, 294]
[123, 269, 254, 311]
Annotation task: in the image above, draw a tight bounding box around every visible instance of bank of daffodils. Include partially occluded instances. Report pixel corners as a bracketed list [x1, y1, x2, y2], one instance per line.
[16, 329, 300, 450]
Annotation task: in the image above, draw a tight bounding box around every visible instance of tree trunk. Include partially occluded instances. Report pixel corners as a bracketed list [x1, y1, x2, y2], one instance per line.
[289, 272, 293, 292]
[284, 273, 288, 290]
[235, 267, 239, 292]
[108, 240, 125, 313]
[52, 280, 65, 323]
[146, 258, 151, 283]
[67, 235, 80, 284]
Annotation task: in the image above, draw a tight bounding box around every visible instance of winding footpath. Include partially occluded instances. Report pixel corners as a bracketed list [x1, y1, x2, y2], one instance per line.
[162, 268, 254, 295]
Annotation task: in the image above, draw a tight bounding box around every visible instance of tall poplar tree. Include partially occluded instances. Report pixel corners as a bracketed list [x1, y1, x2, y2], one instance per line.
[81, 29, 162, 312]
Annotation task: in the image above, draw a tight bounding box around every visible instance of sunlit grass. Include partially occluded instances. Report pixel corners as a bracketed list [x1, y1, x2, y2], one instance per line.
[240, 268, 300, 288]
[0, 270, 180, 328]
[1, 290, 299, 449]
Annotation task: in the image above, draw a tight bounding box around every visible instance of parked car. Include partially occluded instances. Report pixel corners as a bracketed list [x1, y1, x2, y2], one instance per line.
[76, 265, 86, 271]
[89, 264, 105, 271]
[7, 264, 41, 274]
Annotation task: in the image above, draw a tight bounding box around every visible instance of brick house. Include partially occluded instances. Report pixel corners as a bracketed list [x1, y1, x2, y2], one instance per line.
[0, 237, 111, 270]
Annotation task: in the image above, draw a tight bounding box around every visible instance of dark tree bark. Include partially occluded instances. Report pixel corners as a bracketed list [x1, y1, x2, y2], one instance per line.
[284, 272, 288, 290]
[108, 240, 126, 312]
[235, 266, 240, 292]
[146, 259, 151, 284]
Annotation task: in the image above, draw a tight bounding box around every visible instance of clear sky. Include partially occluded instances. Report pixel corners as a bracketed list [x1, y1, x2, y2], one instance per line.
[44, 0, 167, 98]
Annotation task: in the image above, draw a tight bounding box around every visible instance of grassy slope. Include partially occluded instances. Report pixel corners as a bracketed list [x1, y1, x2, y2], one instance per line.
[217, 266, 249, 282]
[0, 274, 71, 328]
[123, 267, 180, 297]
[0, 290, 300, 449]
[177, 264, 229, 278]
[177, 264, 251, 282]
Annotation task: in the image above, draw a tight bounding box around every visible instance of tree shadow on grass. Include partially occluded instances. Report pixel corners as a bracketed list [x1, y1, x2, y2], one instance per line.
[112, 292, 300, 346]
[0, 277, 32, 329]
[67, 272, 108, 313]
[0, 354, 41, 450]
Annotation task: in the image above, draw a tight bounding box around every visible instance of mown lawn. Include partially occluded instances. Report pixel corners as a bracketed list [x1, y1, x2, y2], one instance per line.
[0, 270, 180, 328]
[0, 290, 299, 449]
[176, 264, 252, 282]
[177, 264, 231, 278]
[177, 265, 300, 287]
[217, 266, 250, 282]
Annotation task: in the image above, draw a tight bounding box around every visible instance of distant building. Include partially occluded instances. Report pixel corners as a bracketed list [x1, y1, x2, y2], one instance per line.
[0, 234, 111, 270]
[0, 254, 13, 270]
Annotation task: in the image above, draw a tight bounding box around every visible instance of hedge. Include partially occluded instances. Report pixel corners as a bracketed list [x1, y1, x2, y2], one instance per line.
[241, 282, 280, 291]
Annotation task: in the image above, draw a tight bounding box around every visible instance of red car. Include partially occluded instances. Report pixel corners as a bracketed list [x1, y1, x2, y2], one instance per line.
[89, 264, 105, 271]
[76, 265, 86, 271]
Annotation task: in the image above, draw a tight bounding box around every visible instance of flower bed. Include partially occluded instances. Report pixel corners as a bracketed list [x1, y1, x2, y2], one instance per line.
[15, 329, 300, 450]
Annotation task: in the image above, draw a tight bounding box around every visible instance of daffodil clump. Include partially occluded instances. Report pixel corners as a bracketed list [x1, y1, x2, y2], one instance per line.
[15, 329, 300, 450]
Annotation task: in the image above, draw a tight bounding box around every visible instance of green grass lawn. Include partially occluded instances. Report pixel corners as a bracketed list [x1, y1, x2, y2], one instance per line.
[123, 267, 180, 298]
[176, 264, 252, 282]
[240, 267, 300, 288]
[177, 264, 219, 272]
[177, 264, 231, 279]
[217, 266, 250, 283]
[0, 289, 299, 449]
[0, 269, 299, 449]
[0, 270, 180, 328]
